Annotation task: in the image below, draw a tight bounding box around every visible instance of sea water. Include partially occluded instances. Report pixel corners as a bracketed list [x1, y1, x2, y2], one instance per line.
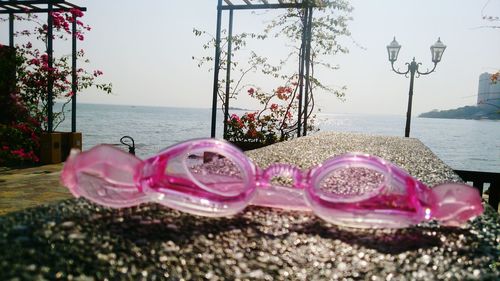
[57, 103, 500, 173]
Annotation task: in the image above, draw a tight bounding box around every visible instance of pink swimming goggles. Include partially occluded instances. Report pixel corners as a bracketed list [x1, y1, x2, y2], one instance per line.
[61, 138, 483, 228]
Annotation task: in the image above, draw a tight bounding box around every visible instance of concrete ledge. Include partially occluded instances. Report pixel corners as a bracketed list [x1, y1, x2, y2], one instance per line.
[245, 132, 462, 186]
[0, 132, 498, 280]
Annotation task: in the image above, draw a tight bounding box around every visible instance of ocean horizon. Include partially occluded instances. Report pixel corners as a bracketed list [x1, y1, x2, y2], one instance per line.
[56, 103, 500, 173]
[70, 102, 412, 116]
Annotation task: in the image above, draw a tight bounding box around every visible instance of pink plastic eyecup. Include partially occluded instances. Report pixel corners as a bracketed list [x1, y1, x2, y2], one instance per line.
[60, 149, 80, 197]
[138, 138, 258, 217]
[301, 153, 483, 228]
[304, 153, 426, 228]
[429, 183, 484, 226]
[61, 145, 149, 208]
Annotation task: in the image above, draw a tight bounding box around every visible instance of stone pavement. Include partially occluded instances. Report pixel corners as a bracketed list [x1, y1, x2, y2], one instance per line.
[0, 163, 71, 216]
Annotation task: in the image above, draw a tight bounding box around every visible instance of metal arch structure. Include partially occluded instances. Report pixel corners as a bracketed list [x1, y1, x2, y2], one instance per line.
[0, 0, 87, 133]
[211, 0, 327, 139]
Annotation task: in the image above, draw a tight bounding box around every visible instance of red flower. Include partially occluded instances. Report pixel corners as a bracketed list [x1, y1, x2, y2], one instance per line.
[270, 103, 278, 111]
[247, 88, 255, 96]
[10, 148, 26, 158]
[246, 112, 256, 122]
[40, 53, 48, 64]
[50, 12, 71, 33]
[29, 58, 40, 66]
[237, 120, 244, 128]
[276, 86, 293, 100]
[70, 8, 84, 18]
[247, 128, 258, 138]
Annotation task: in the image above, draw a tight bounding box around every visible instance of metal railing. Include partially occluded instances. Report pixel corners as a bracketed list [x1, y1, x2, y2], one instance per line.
[454, 170, 500, 212]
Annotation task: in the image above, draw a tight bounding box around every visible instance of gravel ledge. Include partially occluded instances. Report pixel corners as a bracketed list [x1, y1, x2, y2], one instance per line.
[1, 132, 499, 280]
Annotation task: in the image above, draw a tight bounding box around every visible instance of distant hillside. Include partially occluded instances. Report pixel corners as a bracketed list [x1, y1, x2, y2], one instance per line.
[419, 106, 500, 120]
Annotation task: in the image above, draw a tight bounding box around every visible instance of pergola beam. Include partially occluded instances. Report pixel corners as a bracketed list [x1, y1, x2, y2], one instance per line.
[221, 4, 306, 10]
[47, 2, 53, 132]
[0, 0, 87, 14]
[0, 8, 86, 14]
[223, 9, 234, 138]
[219, 0, 327, 10]
[8, 12, 13, 47]
[302, 7, 313, 136]
[1, 0, 66, 5]
[211, 0, 224, 138]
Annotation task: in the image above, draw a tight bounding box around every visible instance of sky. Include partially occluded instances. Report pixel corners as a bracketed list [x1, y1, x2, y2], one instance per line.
[1, 0, 500, 115]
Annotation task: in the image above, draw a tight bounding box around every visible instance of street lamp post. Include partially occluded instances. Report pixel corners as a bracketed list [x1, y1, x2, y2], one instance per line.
[387, 37, 446, 137]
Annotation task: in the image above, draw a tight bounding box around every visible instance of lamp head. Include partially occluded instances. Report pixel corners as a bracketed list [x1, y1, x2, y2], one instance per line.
[431, 37, 446, 63]
[387, 37, 401, 63]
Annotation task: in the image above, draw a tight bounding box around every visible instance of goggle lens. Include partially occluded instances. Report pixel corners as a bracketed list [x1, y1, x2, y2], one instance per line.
[185, 149, 248, 197]
[312, 155, 390, 203]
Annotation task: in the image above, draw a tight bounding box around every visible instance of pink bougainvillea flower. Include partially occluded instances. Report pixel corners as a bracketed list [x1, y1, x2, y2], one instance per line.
[276, 86, 292, 95]
[69, 8, 84, 18]
[40, 53, 48, 63]
[29, 58, 40, 66]
[230, 114, 240, 121]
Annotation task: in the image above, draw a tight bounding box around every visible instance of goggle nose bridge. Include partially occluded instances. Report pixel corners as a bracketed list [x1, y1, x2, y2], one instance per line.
[260, 163, 305, 188]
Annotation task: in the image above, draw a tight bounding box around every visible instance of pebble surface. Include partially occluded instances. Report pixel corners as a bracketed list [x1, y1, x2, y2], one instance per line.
[1, 132, 499, 280]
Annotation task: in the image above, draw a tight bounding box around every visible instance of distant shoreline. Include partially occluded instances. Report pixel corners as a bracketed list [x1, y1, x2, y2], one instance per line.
[419, 106, 500, 120]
